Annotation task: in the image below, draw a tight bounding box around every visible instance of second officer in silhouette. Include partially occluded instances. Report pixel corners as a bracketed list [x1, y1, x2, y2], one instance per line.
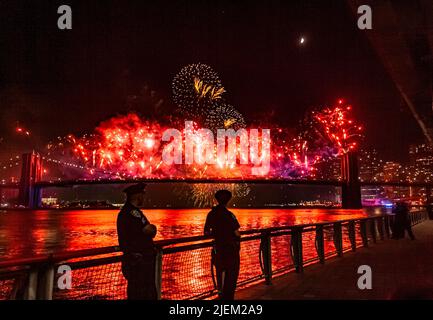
[204, 190, 241, 300]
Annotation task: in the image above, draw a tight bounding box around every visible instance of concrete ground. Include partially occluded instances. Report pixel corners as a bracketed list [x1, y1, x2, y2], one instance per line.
[236, 221, 433, 300]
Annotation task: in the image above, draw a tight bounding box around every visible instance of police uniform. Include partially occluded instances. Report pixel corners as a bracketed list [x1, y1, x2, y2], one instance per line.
[117, 184, 157, 300]
[204, 205, 240, 300]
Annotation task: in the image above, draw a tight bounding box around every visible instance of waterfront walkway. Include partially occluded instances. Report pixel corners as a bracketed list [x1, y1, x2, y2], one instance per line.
[237, 220, 433, 299]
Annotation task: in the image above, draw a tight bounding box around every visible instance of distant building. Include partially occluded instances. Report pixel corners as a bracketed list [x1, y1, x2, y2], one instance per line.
[315, 156, 341, 180]
[41, 197, 58, 207]
[408, 143, 433, 183]
[409, 143, 433, 166]
[383, 161, 403, 182]
[359, 148, 383, 182]
[358, 149, 386, 204]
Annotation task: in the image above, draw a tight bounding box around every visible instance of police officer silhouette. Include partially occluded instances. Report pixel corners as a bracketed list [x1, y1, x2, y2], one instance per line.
[204, 190, 241, 300]
[117, 183, 158, 300]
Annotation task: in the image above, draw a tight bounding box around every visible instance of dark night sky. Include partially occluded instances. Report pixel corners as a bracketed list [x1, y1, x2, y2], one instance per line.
[0, 0, 424, 163]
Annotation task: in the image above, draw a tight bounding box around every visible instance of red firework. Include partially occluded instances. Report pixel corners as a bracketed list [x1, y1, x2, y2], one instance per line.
[313, 100, 363, 155]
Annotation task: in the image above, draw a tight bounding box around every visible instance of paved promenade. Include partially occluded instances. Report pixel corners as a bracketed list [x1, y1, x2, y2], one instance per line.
[237, 220, 433, 299]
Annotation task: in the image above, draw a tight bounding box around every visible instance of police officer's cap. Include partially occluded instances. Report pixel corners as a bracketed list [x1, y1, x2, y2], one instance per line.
[123, 182, 147, 195]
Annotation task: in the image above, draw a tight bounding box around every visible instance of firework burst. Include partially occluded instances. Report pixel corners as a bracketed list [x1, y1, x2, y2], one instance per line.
[267, 100, 363, 179]
[188, 183, 251, 207]
[313, 100, 363, 155]
[171, 63, 252, 202]
[268, 127, 317, 179]
[62, 113, 173, 178]
[172, 63, 225, 122]
[42, 57, 364, 189]
[204, 102, 246, 131]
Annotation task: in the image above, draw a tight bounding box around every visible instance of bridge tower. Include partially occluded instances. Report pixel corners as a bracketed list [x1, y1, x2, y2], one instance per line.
[341, 151, 362, 209]
[18, 151, 42, 208]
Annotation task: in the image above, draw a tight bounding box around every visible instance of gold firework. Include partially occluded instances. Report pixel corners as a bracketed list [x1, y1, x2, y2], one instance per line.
[224, 118, 237, 128]
[194, 77, 226, 101]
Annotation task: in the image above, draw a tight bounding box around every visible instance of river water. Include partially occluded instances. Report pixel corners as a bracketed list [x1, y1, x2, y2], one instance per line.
[0, 207, 389, 299]
[0, 208, 382, 260]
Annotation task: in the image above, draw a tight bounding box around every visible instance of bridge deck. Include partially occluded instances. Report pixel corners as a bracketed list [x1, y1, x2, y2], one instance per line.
[236, 220, 433, 300]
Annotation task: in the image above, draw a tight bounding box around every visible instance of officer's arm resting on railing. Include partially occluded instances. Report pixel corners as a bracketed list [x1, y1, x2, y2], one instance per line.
[143, 224, 157, 238]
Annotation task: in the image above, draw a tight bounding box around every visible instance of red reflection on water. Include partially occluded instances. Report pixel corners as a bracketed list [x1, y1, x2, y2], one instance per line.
[1, 208, 374, 299]
[0, 208, 366, 260]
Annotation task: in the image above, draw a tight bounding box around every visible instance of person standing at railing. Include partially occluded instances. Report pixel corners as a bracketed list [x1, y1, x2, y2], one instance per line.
[204, 189, 241, 300]
[392, 201, 415, 240]
[117, 182, 158, 300]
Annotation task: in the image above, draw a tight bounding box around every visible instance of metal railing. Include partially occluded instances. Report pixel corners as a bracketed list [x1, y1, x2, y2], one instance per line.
[0, 209, 429, 300]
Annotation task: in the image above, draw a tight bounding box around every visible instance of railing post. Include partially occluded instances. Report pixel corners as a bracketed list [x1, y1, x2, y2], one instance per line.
[290, 227, 303, 273]
[260, 231, 272, 285]
[348, 221, 356, 251]
[333, 222, 343, 257]
[155, 248, 163, 300]
[24, 270, 38, 300]
[377, 217, 384, 240]
[360, 220, 368, 247]
[37, 264, 54, 300]
[315, 225, 325, 264]
[369, 219, 377, 244]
